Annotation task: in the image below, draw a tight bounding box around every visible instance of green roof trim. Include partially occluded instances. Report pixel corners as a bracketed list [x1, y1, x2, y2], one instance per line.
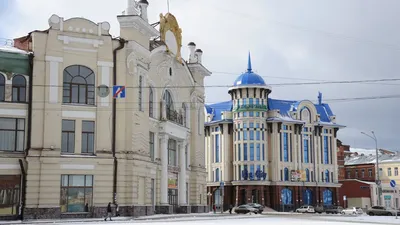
[0, 51, 30, 75]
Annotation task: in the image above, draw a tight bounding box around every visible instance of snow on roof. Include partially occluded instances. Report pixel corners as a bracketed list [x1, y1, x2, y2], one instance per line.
[349, 148, 379, 156]
[345, 151, 400, 166]
[0, 45, 29, 55]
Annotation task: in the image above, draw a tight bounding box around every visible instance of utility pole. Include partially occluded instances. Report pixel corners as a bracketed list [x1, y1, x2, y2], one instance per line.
[361, 131, 381, 206]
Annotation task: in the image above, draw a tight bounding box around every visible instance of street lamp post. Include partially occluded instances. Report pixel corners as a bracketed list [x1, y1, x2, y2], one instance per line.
[361, 131, 381, 206]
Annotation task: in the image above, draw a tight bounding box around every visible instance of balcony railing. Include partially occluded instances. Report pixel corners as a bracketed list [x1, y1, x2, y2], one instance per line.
[166, 108, 184, 126]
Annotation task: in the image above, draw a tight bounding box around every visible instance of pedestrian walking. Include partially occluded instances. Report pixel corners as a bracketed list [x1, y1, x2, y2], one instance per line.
[213, 204, 216, 214]
[105, 202, 112, 221]
[229, 204, 233, 214]
[115, 203, 120, 217]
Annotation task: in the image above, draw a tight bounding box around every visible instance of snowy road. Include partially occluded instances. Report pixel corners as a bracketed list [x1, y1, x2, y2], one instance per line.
[11, 214, 400, 225]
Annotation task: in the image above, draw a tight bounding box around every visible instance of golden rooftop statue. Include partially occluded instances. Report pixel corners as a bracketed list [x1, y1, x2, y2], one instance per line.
[159, 13, 183, 64]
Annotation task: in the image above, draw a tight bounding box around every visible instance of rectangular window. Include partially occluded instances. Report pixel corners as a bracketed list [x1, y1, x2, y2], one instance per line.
[369, 169, 372, 177]
[238, 144, 241, 161]
[238, 131, 241, 140]
[243, 131, 247, 140]
[395, 168, 399, 176]
[249, 122, 254, 128]
[355, 170, 358, 178]
[362, 169, 365, 178]
[243, 123, 247, 128]
[250, 143, 254, 161]
[62, 120, 75, 153]
[256, 131, 260, 140]
[138, 76, 143, 111]
[304, 135, 309, 163]
[256, 143, 260, 161]
[185, 145, 188, 168]
[60, 175, 93, 213]
[168, 139, 177, 166]
[262, 130, 264, 140]
[323, 136, 329, 164]
[81, 121, 94, 154]
[0, 118, 25, 151]
[215, 134, 220, 163]
[250, 165, 255, 180]
[283, 132, 288, 162]
[151, 179, 155, 209]
[262, 144, 265, 160]
[388, 168, 392, 176]
[244, 143, 248, 161]
[249, 130, 254, 140]
[347, 171, 351, 179]
[149, 132, 155, 161]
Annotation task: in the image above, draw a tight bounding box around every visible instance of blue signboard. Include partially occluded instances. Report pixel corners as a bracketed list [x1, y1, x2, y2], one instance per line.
[241, 169, 267, 180]
[390, 180, 396, 188]
[113, 85, 126, 98]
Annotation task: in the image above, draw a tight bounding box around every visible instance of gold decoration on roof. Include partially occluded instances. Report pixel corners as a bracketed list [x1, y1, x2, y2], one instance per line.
[159, 13, 183, 64]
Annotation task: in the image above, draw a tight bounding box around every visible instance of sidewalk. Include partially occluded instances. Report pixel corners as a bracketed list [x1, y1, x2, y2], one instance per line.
[0, 211, 249, 224]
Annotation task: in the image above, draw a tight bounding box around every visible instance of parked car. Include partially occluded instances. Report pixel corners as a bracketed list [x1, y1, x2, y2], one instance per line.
[314, 205, 325, 214]
[341, 207, 364, 215]
[366, 206, 400, 216]
[234, 205, 259, 214]
[296, 205, 315, 213]
[325, 206, 344, 214]
[245, 203, 264, 213]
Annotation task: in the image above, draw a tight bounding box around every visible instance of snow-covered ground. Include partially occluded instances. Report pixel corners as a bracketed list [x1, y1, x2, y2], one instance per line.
[5, 214, 400, 225]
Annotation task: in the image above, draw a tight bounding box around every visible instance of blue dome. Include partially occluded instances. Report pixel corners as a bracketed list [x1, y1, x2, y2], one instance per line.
[233, 53, 266, 87]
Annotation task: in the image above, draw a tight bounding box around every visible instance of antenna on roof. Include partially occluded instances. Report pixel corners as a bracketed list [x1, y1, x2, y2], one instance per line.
[318, 91, 322, 105]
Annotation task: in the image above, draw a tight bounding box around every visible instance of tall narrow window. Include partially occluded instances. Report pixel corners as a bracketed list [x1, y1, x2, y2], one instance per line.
[325, 170, 330, 183]
[138, 76, 143, 111]
[12, 75, 26, 102]
[149, 132, 155, 161]
[388, 168, 392, 176]
[306, 169, 310, 182]
[283, 130, 288, 162]
[61, 120, 75, 153]
[284, 168, 289, 181]
[304, 134, 309, 163]
[215, 134, 220, 163]
[81, 121, 95, 154]
[262, 144, 265, 161]
[395, 167, 399, 176]
[0, 118, 25, 151]
[256, 143, 260, 161]
[168, 139, 177, 166]
[238, 144, 241, 161]
[243, 143, 248, 161]
[0, 74, 5, 101]
[63, 65, 95, 105]
[149, 87, 154, 118]
[250, 143, 254, 161]
[323, 130, 329, 164]
[215, 168, 220, 182]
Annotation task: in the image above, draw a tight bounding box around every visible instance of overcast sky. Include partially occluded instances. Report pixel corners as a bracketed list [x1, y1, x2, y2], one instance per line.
[0, 0, 398, 150]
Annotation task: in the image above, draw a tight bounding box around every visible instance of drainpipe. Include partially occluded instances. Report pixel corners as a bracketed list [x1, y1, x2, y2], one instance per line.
[112, 38, 126, 204]
[19, 52, 34, 220]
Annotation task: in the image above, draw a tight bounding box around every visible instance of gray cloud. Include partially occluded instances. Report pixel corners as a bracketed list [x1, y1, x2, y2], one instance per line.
[5, 0, 399, 150]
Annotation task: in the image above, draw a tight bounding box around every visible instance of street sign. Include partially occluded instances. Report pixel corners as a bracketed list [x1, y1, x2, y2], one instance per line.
[376, 180, 381, 186]
[113, 86, 126, 98]
[390, 180, 396, 188]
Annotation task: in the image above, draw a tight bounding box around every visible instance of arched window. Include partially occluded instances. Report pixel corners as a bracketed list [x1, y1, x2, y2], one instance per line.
[323, 189, 333, 206]
[63, 65, 95, 105]
[303, 189, 313, 205]
[182, 103, 187, 127]
[281, 188, 293, 205]
[300, 107, 311, 123]
[306, 169, 310, 182]
[325, 169, 330, 183]
[163, 90, 173, 110]
[284, 167, 289, 181]
[0, 74, 5, 101]
[149, 87, 154, 118]
[12, 75, 26, 102]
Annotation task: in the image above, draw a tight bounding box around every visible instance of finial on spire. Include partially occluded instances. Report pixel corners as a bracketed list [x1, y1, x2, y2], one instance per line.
[247, 52, 252, 73]
[318, 91, 322, 105]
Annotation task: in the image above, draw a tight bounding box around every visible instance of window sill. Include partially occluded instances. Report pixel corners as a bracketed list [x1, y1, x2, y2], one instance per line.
[0, 151, 25, 154]
[61, 212, 90, 215]
[61, 153, 97, 158]
[62, 104, 97, 108]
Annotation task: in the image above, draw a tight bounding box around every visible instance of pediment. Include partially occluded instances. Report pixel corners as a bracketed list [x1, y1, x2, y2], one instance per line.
[48, 14, 110, 36]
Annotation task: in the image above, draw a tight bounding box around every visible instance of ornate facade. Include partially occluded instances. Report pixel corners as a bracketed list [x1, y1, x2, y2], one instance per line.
[0, 0, 210, 220]
[204, 54, 345, 212]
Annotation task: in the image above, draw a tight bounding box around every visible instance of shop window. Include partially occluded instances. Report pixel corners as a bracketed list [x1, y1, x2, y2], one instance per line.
[0, 175, 21, 215]
[60, 175, 93, 213]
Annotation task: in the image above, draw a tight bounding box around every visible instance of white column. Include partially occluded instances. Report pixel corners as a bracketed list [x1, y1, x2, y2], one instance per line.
[179, 140, 187, 205]
[45, 56, 63, 104]
[160, 133, 169, 205]
[97, 61, 113, 107]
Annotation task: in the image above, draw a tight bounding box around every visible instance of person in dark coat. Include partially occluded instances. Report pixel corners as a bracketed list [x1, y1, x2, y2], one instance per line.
[229, 204, 233, 214]
[105, 202, 112, 221]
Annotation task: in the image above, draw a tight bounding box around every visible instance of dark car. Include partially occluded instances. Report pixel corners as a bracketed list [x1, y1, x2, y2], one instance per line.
[245, 203, 264, 213]
[366, 206, 400, 216]
[234, 205, 259, 214]
[325, 206, 344, 214]
[314, 205, 325, 214]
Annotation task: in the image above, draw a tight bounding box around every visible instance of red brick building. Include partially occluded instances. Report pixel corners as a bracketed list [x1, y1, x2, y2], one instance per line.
[345, 164, 376, 182]
[339, 179, 376, 209]
[337, 140, 350, 181]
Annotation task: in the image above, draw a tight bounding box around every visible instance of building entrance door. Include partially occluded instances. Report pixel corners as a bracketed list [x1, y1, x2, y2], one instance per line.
[168, 189, 178, 213]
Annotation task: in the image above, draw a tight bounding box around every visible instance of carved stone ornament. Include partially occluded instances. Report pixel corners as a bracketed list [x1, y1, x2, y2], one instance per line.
[159, 13, 183, 64]
[126, 52, 138, 76]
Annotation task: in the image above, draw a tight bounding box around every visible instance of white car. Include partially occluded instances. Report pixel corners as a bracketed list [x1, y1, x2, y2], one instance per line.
[341, 207, 364, 215]
[296, 205, 315, 213]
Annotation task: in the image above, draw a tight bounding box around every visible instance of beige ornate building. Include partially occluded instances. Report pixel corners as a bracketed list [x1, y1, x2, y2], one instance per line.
[205, 55, 344, 212]
[0, 0, 210, 220]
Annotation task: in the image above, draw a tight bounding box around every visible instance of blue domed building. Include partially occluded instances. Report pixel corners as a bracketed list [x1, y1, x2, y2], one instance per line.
[204, 54, 345, 212]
